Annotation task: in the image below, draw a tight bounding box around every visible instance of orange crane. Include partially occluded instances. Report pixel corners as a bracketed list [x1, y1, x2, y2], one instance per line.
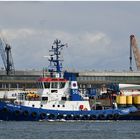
[130, 35, 140, 71]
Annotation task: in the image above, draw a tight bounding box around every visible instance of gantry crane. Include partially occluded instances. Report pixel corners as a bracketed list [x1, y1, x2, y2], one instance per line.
[130, 35, 140, 71]
[0, 37, 15, 75]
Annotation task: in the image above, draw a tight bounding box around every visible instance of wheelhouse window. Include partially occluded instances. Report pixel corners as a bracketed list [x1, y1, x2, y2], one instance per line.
[51, 82, 58, 88]
[44, 82, 50, 89]
[37, 82, 44, 89]
[42, 97, 48, 101]
[59, 82, 66, 89]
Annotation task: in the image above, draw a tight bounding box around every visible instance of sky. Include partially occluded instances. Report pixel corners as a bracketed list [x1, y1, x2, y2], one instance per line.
[0, 1, 140, 72]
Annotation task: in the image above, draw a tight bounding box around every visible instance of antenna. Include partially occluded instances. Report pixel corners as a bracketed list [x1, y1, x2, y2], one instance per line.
[48, 39, 68, 77]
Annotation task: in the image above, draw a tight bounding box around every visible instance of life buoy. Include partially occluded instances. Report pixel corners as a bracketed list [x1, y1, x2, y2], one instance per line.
[23, 110, 29, 117]
[107, 114, 114, 120]
[40, 113, 46, 119]
[31, 112, 37, 118]
[15, 110, 20, 116]
[114, 113, 120, 120]
[99, 114, 106, 120]
[79, 105, 84, 110]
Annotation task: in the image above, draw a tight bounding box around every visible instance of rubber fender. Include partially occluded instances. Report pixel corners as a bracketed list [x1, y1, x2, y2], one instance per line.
[114, 113, 120, 120]
[99, 114, 106, 120]
[48, 114, 55, 119]
[81, 115, 89, 120]
[2, 107, 8, 113]
[56, 114, 63, 119]
[90, 115, 97, 120]
[107, 114, 114, 120]
[15, 110, 20, 116]
[31, 112, 37, 118]
[73, 115, 81, 120]
[23, 110, 29, 117]
[40, 113, 46, 119]
[65, 114, 73, 120]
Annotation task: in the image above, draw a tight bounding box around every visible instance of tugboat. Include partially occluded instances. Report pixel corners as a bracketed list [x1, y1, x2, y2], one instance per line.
[0, 39, 139, 121]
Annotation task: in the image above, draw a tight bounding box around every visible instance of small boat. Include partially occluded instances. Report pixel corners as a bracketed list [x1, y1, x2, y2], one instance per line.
[0, 39, 139, 121]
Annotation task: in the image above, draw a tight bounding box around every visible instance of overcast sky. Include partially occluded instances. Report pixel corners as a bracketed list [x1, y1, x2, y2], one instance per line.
[0, 1, 140, 71]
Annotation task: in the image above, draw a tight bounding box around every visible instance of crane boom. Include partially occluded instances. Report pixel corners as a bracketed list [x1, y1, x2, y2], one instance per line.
[0, 38, 7, 69]
[130, 35, 140, 71]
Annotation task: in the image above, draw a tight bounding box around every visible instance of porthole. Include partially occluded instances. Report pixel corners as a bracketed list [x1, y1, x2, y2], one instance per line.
[32, 104, 35, 107]
[52, 105, 55, 107]
[62, 105, 65, 107]
[40, 104, 43, 107]
[57, 105, 60, 107]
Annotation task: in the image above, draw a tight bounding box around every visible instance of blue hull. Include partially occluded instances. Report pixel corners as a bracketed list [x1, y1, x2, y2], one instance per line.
[0, 102, 140, 121]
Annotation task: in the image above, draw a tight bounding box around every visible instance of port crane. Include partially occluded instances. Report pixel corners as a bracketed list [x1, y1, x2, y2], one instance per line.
[129, 35, 140, 71]
[0, 37, 15, 75]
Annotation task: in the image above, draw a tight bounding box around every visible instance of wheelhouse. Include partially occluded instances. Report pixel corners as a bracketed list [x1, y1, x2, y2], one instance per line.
[37, 77, 67, 90]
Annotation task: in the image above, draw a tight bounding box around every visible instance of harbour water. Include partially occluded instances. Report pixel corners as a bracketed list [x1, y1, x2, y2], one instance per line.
[0, 120, 140, 139]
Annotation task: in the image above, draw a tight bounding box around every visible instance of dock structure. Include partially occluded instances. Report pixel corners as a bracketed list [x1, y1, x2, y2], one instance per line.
[0, 70, 140, 90]
[78, 71, 140, 91]
[0, 70, 42, 90]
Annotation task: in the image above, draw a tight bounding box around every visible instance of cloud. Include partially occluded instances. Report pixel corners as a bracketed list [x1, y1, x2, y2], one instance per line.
[0, 2, 139, 71]
[0, 28, 126, 71]
[83, 32, 110, 45]
[0, 28, 36, 41]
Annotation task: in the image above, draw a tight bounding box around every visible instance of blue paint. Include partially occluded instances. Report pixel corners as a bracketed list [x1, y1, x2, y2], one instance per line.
[109, 83, 120, 93]
[64, 72, 77, 81]
[70, 89, 83, 101]
[64, 72, 83, 101]
[87, 88, 97, 96]
[0, 101, 139, 121]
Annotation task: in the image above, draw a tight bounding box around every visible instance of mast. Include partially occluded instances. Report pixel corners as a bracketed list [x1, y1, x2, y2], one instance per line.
[48, 39, 67, 77]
